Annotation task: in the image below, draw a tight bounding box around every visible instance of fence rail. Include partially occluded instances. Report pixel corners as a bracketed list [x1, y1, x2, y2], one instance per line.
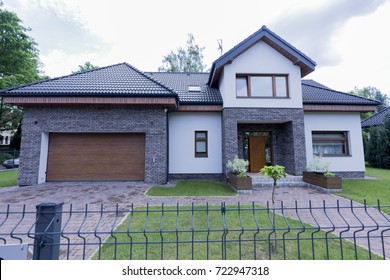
[0, 200, 389, 260]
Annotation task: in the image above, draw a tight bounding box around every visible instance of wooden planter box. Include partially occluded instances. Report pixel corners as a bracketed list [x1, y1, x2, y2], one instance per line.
[228, 172, 252, 190]
[303, 171, 342, 189]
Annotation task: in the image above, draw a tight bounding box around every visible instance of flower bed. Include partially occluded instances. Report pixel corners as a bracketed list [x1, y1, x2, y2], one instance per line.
[303, 171, 342, 189]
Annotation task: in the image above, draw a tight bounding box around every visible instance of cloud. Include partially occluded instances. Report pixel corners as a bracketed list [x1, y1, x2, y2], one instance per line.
[5, 0, 107, 57]
[271, 0, 388, 66]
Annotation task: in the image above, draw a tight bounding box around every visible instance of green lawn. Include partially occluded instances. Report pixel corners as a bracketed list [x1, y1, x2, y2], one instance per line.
[94, 204, 380, 260]
[147, 180, 236, 196]
[0, 169, 18, 188]
[338, 167, 390, 209]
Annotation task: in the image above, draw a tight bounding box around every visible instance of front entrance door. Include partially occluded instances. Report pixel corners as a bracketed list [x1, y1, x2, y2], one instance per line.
[248, 136, 266, 172]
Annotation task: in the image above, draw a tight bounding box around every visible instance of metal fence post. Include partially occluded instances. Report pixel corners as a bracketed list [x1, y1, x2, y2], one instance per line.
[33, 202, 64, 260]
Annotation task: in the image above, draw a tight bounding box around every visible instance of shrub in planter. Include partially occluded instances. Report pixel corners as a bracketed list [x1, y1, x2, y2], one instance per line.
[226, 155, 249, 178]
[304, 155, 342, 189]
[226, 156, 251, 190]
[302, 171, 342, 189]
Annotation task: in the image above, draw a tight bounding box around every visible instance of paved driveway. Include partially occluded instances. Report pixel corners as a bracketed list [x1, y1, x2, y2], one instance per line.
[0, 181, 389, 259]
[0, 181, 340, 207]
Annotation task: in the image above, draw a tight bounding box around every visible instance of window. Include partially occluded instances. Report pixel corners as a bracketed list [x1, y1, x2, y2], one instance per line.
[312, 131, 349, 156]
[195, 131, 208, 157]
[236, 75, 289, 98]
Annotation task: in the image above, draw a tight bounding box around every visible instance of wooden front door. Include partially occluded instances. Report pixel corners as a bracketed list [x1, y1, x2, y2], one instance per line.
[248, 136, 266, 173]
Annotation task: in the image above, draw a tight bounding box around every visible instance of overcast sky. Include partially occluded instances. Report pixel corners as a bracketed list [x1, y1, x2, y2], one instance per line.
[4, 0, 390, 95]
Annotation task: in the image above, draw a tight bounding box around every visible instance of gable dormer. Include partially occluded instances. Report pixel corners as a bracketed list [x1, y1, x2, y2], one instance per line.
[209, 26, 316, 108]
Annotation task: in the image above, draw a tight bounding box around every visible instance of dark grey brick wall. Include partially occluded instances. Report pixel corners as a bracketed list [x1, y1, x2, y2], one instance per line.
[19, 105, 168, 185]
[169, 173, 225, 181]
[333, 171, 365, 178]
[222, 108, 306, 175]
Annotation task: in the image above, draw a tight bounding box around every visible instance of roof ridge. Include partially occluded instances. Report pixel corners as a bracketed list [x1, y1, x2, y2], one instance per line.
[302, 82, 382, 105]
[121, 63, 177, 96]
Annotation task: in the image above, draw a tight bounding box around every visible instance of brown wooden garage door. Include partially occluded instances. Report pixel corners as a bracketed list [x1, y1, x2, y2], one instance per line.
[46, 133, 145, 181]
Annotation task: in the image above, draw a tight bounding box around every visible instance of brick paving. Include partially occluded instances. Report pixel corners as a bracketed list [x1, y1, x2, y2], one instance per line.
[0, 181, 389, 259]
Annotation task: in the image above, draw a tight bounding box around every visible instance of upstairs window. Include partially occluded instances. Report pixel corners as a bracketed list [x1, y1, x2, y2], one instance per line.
[236, 74, 289, 98]
[195, 131, 208, 158]
[312, 131, 349, 156]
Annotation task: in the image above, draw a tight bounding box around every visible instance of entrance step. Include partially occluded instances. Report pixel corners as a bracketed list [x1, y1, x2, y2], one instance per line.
[249, 174, 308, 188]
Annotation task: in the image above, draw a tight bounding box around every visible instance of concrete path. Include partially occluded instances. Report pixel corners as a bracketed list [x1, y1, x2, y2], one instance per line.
[0, 181, 389, 259]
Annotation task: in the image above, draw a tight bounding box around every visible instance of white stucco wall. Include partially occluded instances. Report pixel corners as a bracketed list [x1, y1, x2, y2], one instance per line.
[219, 41, 303, 108]
[304, 112, 365, 172]
[38, 132, 49, 184]
[169, 112, 222, 174]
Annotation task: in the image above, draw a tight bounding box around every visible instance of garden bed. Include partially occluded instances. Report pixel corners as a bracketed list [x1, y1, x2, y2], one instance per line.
[303, 171, 342, 190]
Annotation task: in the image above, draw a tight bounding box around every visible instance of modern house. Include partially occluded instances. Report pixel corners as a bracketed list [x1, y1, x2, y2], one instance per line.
[0, 26, 380, 186]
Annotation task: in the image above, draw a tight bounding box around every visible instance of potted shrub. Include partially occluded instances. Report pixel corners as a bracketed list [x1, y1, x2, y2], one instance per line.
[303, 155, 342, 189]
[226, 155, 252, 190]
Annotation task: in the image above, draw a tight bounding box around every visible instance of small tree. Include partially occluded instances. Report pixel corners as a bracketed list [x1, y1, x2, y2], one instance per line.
[260, 165, 287, 203]
[260, 165, 287, 251]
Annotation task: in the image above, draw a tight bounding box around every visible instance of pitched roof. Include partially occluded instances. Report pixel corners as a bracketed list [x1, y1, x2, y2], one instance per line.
[1, 63, 177, 99]
[208, 25, 316, 87]
[361, 107, 390, 128]
[0, 61, 379, 108]
[302, 80, 381, 106]
[145, 72, 223, 105]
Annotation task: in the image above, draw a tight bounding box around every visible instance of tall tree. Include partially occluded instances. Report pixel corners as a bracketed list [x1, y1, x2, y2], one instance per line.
[350, 86, 388, 111]
[349, 86, 389, 120]
[72, 61, 99, 74]
[0, 1, 42, 89]
[159, 33, 206, 72]
[0, 1, 44, 141]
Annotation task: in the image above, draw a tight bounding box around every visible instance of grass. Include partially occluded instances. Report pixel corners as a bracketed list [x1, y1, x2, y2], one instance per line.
[339, 167, 390, 211]
[0, 169, 18, 188]
[93, 204, 380, 260]
[147, 180, 236, 196]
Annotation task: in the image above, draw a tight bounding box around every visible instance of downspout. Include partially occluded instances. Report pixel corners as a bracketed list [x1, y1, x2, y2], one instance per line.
[166, 108, 169, 184]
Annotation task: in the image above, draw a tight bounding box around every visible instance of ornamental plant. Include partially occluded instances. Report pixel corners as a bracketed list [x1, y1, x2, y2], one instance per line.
[260, 165, 287, 203]
[260, 165, 287, 252]
[306, 154, 331, 173]
[226, 155, 249, 178]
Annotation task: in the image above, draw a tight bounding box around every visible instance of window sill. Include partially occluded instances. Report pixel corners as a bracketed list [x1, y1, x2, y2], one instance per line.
[314, 154, 351, 157]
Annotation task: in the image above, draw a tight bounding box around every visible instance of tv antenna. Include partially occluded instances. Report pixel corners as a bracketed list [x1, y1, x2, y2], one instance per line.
[217, 39, 223, 56]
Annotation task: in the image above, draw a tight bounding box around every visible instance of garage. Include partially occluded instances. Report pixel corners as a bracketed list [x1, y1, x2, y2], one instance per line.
[46, 133, 145, 181]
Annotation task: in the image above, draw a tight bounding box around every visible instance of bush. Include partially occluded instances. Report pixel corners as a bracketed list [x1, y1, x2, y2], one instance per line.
[0, 153, 13, 162]
[226, 155, 249, 177]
